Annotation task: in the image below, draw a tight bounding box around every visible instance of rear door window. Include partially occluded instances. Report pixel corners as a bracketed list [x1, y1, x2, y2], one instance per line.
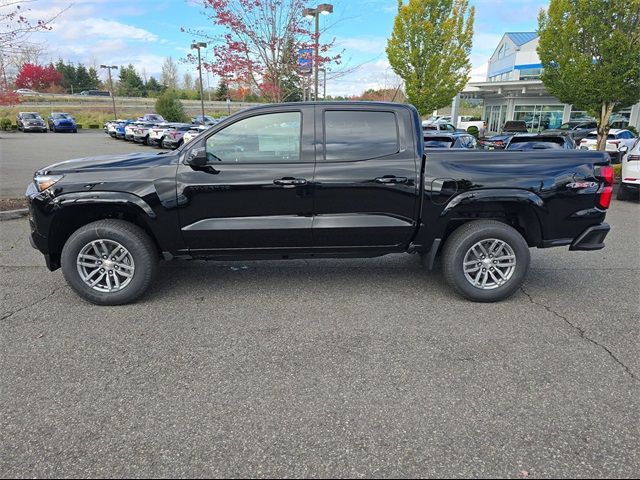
[324, 111, 399, 162]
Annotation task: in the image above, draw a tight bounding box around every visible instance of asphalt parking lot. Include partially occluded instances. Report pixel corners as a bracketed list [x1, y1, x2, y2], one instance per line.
[1, 131, 639, 478]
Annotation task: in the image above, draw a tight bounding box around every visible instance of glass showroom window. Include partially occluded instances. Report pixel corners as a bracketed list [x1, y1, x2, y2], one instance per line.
[514, 105, 564, 132]
[570, 110, 595, 122]
[519, 68, 542, 80]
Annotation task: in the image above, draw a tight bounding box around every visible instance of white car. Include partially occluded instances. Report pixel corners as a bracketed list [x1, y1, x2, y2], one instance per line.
[617, 140, 640, 201]
[423, 122, 459, 133]
[183, 125, 210, 144]
[578, 129, 637, 158]
[14, 88, 40, 96]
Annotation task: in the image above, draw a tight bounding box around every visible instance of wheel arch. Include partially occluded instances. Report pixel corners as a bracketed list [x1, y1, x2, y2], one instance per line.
[46, 196, 160, 270]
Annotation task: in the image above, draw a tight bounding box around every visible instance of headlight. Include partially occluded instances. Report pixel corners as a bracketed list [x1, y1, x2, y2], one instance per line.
[34, 174, 64, 192]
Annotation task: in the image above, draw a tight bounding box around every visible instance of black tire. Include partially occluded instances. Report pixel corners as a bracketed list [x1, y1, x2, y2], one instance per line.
[158, 136, 165, 148]
[616, 183, 634, 201]
[144, 134, 149, 146]
[442, 220, 530, 302]
[73, 128, 77, 133]
[61, 219, 159, 305]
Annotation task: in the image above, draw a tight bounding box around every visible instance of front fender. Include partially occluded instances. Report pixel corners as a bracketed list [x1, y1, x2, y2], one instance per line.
[52, 191, 157, 219]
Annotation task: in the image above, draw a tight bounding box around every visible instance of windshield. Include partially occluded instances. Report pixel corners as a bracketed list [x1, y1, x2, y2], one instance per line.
[52, 113, 71, 119]
[23, 113, 40, 119]
[558, 123, 575, 130]
[424, 137, 454, 148]
[507, 139, 565, 150]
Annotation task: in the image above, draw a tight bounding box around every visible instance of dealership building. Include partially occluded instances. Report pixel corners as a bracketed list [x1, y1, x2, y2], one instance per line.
[461, 32, 640, 134]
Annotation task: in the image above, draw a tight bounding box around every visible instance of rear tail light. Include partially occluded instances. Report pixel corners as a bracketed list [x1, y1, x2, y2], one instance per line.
[609, 140, 620, 146]
[596, 165, 614, 209]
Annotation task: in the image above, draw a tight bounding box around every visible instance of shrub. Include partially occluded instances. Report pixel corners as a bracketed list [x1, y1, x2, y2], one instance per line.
[0, 117, 11, 131]
[467, 125, 479, 138]
[613, 164, 622, 183]
[155, 89, 187, 122]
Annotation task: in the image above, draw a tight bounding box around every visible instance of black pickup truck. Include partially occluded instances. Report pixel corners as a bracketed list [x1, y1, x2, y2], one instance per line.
[27, 102, 613, 305]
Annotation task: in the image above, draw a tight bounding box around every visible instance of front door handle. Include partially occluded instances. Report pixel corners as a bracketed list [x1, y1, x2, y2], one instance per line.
[375, 176, 408, 184]
[274, 177, 308, 187]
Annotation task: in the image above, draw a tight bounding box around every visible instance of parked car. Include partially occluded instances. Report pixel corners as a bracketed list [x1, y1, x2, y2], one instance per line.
[191, 115, 218, 126]
[423, 122, 459, 133]
[47, 112, 77, 133]
[578, 129, 637, 162]
[617, 141, 640, 201]
[14, 88, 40, 96]
[478, 121, 529, 150]
[124, 122, 144, 141]
[16, 112, 47, 132]
[106, 120, 123, 137]
[114, 120, 136, 140]
[182, 125, 210, 145]
[161, 124, 193, 149]
[424, 132, 478, 149]
[543, 121, 598, 142]
[148, 123, 190, 147]
[506, 134, 576, 150]
[132, 123, 158, 145]
[138, 114, 165, 123]
[26, 102, 613, 305]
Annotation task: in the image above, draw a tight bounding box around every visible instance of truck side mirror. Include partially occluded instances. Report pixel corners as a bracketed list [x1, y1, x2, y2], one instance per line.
[187, 146, 207, 167]
[618, 145, 629, 153]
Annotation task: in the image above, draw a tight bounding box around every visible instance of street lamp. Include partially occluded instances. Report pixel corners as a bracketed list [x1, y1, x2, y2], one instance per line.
[191, 42, 207, 122]
[100, 65, 118, 119]
[302, 3, 333, 101]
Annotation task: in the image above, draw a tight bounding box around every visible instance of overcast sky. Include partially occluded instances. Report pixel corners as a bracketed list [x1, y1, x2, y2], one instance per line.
[23, 0, 548, 95]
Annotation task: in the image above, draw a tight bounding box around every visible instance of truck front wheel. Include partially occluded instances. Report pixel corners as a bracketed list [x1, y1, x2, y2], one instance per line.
[442, 220, 530, 302]
[61, 219, 159, 305]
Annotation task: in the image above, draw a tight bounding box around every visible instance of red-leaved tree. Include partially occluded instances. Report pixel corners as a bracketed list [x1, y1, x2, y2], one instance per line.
[0, 90, 21, 106]
[183, 0, 341, 102]
[15, 63, 62, 92]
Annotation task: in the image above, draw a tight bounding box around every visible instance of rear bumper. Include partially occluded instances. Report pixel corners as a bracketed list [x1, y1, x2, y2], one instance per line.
[569, 223, 610, 251]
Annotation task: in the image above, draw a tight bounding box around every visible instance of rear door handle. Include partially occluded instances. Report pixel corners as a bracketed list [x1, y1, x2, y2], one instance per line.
[274, 177, 308, 187]
[375, 176, 408, 184]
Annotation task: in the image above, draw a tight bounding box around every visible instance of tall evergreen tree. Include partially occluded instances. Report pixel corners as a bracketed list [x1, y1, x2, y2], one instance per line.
[215, 79, 229, 101]
[117, 64, 146, 97]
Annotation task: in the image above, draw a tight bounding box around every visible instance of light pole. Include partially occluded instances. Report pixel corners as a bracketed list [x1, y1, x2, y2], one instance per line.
[100, 65, 118, 119]
[303, 3, 333, 101]
[191, 42, 207, 122]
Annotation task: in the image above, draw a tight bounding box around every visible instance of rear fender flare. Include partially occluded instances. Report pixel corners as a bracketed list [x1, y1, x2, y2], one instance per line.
[441, 189, 547, 217]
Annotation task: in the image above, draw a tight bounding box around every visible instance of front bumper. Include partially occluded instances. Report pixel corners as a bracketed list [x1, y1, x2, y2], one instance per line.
[23, 125, 47, 131]
[569, 223, 610, 251]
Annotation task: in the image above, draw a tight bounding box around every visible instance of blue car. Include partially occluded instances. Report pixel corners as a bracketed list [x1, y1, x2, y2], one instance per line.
[47, 112, 77, 133]
[114, 120, 136, 139]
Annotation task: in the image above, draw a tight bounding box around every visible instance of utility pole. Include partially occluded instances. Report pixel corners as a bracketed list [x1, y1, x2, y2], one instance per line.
[100, 65, 118, 119]
[191, 42, 207, 122]
[303, 4, 333, 101]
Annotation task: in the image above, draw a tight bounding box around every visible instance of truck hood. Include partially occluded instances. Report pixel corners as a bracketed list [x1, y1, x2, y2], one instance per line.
[37, 152, 177, 175]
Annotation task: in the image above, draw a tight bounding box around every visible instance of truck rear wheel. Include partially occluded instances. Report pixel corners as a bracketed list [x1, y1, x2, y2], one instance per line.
[61, 220, 159, 305]
[442, 220, 530, 302]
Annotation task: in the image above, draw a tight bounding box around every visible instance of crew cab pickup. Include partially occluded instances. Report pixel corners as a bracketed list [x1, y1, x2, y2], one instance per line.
[26, 102, 613, 305]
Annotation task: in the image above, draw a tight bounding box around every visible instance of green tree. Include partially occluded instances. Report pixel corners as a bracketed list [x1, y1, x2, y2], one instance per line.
[146, 76, 164, 96]
[215, 79, 229, 100]
[538, 0, 640, 151]
[55, 60, 76, 93]
[386, 0, 474, 116]
[75, 65, 93, 91]
[155, 89, 186, 122]
[88, 67, 101, 89]
[117, 64, 145, 97]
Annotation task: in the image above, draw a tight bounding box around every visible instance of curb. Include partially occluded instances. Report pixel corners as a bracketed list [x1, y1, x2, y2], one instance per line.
[0, 208, 29, 221]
